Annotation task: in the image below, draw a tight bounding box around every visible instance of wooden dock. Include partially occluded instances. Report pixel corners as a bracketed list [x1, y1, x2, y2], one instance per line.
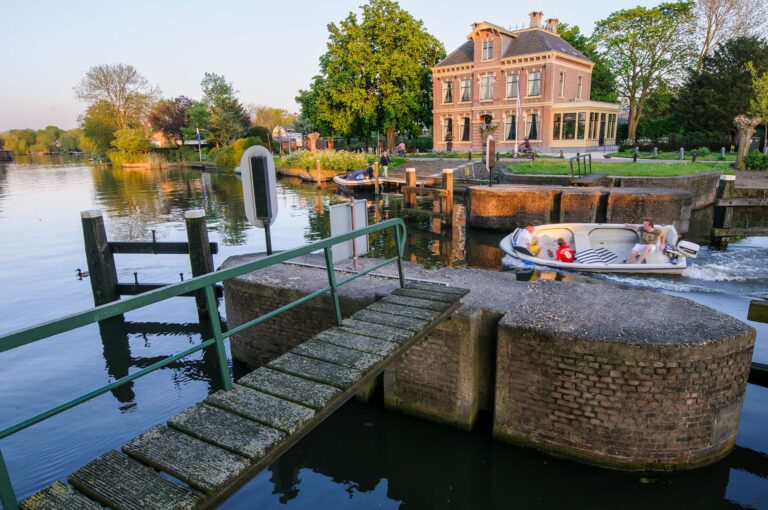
[21, 282, 468, 510]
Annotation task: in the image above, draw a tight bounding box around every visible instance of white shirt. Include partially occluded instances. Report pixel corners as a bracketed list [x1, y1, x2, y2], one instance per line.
[514, 228, 532, 248]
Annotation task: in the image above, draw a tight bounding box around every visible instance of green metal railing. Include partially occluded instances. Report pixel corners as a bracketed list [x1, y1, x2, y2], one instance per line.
[0, 218, 407, 510]
[569, 152, 592, 179]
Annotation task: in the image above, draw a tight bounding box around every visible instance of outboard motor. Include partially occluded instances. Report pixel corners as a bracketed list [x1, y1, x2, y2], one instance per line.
[675, 240, 700, 259]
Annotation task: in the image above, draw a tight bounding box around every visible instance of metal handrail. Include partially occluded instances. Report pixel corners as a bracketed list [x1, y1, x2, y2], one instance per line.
[569, 153, 592, 179]
[0, 218, 407, 509]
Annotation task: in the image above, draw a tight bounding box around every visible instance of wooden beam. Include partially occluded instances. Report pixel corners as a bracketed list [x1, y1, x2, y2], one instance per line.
[401, 208, 445, 218]
[401, 186, 448, 197]
[747, 300, 768, 324]
[116, 283, 223, 298]
[109, 241, 219, 255]
[749, 362, 768, 388]
[712, 228, 768, 237]
[716, 198, 768, 207]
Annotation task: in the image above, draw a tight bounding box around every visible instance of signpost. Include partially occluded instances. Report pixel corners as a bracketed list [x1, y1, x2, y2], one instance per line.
[240, 145, 278, 254]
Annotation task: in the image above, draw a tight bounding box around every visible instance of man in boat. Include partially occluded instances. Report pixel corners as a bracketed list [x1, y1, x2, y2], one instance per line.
[627, 218, 666, 264]
[512, 223, 536, 255]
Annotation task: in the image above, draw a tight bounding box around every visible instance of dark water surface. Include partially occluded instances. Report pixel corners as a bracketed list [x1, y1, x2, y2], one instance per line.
[0, 159, 766, 509]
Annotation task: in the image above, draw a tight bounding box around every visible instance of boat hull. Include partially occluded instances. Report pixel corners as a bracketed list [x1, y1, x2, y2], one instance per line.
[333, 175, 375, 193]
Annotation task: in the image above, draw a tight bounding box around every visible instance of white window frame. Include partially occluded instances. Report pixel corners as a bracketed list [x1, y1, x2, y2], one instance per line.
[443, 118, 453, 141]
[506, 74, 519, 99]
[559, 72, 565, 97]
[480, 75, 494, 101]
[504, 115, 517, 141]
[482, 40, 494, 60]
[527, 71, 541, 97]
[442, 81, 453, 104]
[460, 78, 471, 102]
[577, 76, 583, 99]
[461, 118, 471, 141]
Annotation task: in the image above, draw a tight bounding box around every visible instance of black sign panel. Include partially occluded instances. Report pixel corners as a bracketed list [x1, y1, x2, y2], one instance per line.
[250, 155, 272, 219]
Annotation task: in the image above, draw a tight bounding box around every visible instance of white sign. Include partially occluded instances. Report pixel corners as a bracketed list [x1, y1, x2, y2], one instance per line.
[240, 145, 278, 228]
[329, 200, 368, 262]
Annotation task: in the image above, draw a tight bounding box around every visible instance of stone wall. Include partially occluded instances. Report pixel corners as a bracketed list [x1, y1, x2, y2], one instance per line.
[467, 184, 692, 232]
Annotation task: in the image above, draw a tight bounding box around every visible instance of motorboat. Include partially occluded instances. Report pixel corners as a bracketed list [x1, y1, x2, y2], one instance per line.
[499, 223, 699, 275]
[333, 170, 376, 193]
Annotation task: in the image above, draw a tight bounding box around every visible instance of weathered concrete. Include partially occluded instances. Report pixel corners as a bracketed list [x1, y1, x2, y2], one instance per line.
[467, 184, 692, 233]
[493, 281, 755, 471]
[222, 255, 756, 471]
[20, 482, 103, 510]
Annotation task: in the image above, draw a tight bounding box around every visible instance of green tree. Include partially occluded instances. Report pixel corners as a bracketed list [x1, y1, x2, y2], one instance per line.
[59, 129, 83, 152]
[594, 2, 697, 140]
[80, 100, 120, 153]
[672, 36, 768, 139]
[74, 64, 160, 129]
[735, 62, 768, 169]
[247, 105, 295, 132]
[200, 73, 248, 146]
[3, 129, 36, 155]
[148, 96, 193, 146]
[180, 101, 211, 142]
[558, 23, 618, 103]
[300, 0, 444, 148]
[111, 127, 150, 153]
[31, 125, 63, 153]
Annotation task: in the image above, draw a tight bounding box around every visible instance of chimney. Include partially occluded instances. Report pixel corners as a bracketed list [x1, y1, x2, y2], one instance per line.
[529, 11, 544, 28]
[546, 18, 559, 34]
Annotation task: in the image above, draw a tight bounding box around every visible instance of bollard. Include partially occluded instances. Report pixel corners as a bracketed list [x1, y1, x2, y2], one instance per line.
[653, 147, 658, 158]
[442, 169, 454, 225]
[633, 152, 638, 163]
[405, 168, 417, 208]
[185, 209, 214, 317]
[721, 147, 726, 159]
[468, 151, 472, 161]
[559, 150, 564, 159]
[680, 147, 685, 160]
[81, 210, 119, 306]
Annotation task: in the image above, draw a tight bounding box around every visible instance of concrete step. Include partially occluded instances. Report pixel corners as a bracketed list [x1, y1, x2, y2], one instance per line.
[571, 172, 609, 186]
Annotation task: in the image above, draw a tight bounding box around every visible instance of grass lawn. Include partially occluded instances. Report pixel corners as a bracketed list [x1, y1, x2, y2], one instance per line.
[605, 149, 736, 161]
[507, 160, 733, 176]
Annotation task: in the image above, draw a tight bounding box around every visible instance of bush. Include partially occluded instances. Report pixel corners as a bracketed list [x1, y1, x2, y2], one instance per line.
[744, 150, 768, 170]
[214, 137, 264, 172]
[695, 146, 711, 156]
[275, 150, 370, 172]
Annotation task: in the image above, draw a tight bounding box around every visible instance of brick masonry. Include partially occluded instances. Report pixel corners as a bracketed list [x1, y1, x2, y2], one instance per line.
[493, 297, 756, 471]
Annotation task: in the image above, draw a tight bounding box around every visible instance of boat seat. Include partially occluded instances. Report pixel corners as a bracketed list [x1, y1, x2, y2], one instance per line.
[575, 248, 619, 265]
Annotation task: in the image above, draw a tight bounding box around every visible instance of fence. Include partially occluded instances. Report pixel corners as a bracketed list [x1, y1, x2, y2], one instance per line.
[0, 218, 407, 509]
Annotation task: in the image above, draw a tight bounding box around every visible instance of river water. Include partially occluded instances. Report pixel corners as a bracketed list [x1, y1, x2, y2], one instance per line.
[0, 159, 766, 509]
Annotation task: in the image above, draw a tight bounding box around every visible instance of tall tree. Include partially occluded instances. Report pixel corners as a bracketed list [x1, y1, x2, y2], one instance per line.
[735, 62, 768, 169]
[74, 64, 160, 129]
[148, 96, 193, 146]
[200, 73, 248, 146]
[558, 23, 618, 103]
[247, 105, 295, 132]
[3, 129, 36, 154]
[594, 2, 697, 140]
[79, 100, 119, 153]
[673, 36, 768, 139]
[695, 0, 768, 69]
[300, 0, 444, 148]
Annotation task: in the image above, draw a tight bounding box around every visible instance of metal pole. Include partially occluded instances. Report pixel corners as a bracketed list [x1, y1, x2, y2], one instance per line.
[0, 448, 18, 510]
[394, 225, 406, 288]
[264, 221, 273, 255]
[350, 199, 358, 271]
[323, 247, 343, 325]
[204, 285, 232, 391]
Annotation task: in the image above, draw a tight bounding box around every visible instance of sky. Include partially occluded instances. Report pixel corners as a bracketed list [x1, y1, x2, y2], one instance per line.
[0, 0, 658, 132]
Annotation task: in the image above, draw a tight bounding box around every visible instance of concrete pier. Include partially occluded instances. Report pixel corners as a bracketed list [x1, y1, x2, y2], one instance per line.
[222, 255, 755, 471]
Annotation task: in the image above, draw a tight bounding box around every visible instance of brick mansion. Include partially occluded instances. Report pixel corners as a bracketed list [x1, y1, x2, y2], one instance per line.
[432, 12, 620, 152]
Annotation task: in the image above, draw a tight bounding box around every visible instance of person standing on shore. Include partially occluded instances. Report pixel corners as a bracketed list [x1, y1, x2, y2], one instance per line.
[380, 151, 390, 178]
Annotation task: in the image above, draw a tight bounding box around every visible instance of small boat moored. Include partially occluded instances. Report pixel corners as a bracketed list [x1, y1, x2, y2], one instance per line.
[500, 223, 699, 275]
[333, 168, 376, 193]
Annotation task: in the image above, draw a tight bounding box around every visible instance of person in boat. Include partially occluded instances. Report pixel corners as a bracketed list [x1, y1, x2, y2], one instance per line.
[345, 167, 374, 181]
[512, 223, 536, 256]
[553, 238, 575, 263]
[627, 218, 666, 264]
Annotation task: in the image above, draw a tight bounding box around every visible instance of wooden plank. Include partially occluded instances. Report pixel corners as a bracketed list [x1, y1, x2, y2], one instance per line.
[116, 283, 223, 298]
[401, 207, 444, 218]
[405, 281, 470, 296]
[292, 338, 383, 371]
[749, 362, 768, 388]
[712, 228, 768, 237]
[367, 301, 440, 321]
[402, 186, 448, 196]
[21, 481, 101, 510]
[313, 329, 400, 357]
[168, 403, 285, 460]
[238, 367, 341, 410]
[340, 318, 413, 343]
[206, 384, 315, 434]
[109, 241, 219, 255]
[122, 425, 250, 495]
[381, 294, 452, 311]
[716, 198, 768, 207]
[748, 300, 768, 324]
[392, 287, 458, 303]
[351, 309, 427, 332]
[68, 450, 204, 510]
[268, 352, 363, 389]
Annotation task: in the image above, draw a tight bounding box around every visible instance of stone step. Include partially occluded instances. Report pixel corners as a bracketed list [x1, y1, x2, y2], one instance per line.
[123, 425, 250, 495]
[168, 403, 285, 460]
[351, 309, 428, 332]
[268, 352, 363, 389]
[292, 338, 383, 371]
[340, 318, 412, 342]
[238, 367, 341, 409]
[313, 328, 400, 357]
[392, 287, 458, 303]
[405, 281, 470, 296]
[20, 481, 101, 510]
[367, 301, 440, 321]
[68, 450, 204, 510]
[380, 294, 452, 312]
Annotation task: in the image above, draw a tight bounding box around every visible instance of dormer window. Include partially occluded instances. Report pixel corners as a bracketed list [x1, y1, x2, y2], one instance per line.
[442, 81, 453, 103]
[482, 40, 494, 60]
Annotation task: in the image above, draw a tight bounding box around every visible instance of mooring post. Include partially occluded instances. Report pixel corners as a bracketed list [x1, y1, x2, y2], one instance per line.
[442, 168, 454, 225]
[405, 168, 416, 208]
[373, 161, 380, 195]
[81, 210, 119, 306]
[712, 175, 736, 248]
[315, 159, 322, 187]
[185, 209, 214, 316]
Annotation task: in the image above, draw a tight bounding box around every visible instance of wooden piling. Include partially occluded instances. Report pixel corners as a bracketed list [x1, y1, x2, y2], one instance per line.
[711, 175, 736, 248]
[315, 160, 322, 186]
[442, 169, 454, 225]
[185, 210, 215, 316]
[405, 168, 416, 208]
[373, 162, 380, 195]
[81, 210, 119, 306]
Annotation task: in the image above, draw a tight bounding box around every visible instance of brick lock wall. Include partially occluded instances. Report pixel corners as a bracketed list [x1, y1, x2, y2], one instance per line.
[494, 319, 756, 470]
